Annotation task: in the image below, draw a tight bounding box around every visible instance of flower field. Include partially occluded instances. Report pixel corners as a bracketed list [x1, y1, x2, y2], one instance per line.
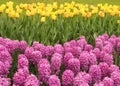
[0, 1, 120, 45]
[0, 34, 120, 85]
[0, 1, 120, 86]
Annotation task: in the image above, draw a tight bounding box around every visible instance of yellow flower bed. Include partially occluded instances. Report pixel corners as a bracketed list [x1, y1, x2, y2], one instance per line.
[0, 1, 120, 23]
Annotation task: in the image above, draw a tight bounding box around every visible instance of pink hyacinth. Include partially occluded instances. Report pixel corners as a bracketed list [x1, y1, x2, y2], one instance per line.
[0, 77, 10, 86]
[24, 74, 39, 86]
[48, 75, 61, 86]
[71, 46, 81, 58]
[76, 72, 92, 84]
[25, 47, 42, 64]
[64, 42, 72, 53]
[103, 53, 113, 65]
[0, 50, 12, 64]
[77, 36, 87, 50]
[108, 64, 119, 75]
[17, 54, 28, 69]
[79, 51, 90, 71]
[0, 45, 7, 51]
[0, 61, 11, 76]
[69, 40, 77, 47]
[62, 70, 74, 86]
[54, 44, 64, 55]
[45, 46, 54, 58]
[12, 40, 19, 50]
[108, 35, 117, 47]
[18, 40, 27, 52]
[25, 47, 34, 59]
[91, 48, 100, 60]
[31, 50, 42, 64]
[84, 44, 93, 52]
[103, 34, 109, 40]
[37, 59, 51, 84]
[99, 51, 106, 61]
[103, 77, 114, 86]
[51, 53, 62, 74]
[64, 52, 74, 68]
[111, 71, 120, 85]
[13, 67, 29, 85]
[89, 65, 101, 83]
[102, 43, 113, 54]
[89, 52, 97, 66]
[94, 82, 104, 86]
[95, 39, 103, 50]
[0, 37, 4, 45]
[98, 62, 109, 79]
[5, 40, 15, 54]
[32, 42, 46, 57]
[67, 58, 80, 74]
[73, 78, 89, 86]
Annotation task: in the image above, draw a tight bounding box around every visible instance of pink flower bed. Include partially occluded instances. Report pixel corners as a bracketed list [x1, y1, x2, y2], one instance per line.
[0, 34, 120, 86]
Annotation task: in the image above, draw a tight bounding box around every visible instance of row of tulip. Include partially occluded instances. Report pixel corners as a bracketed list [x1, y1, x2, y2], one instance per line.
[0, 1, 120, 45]
[0, 34, 120, 86]
[0, 1, 120, 19]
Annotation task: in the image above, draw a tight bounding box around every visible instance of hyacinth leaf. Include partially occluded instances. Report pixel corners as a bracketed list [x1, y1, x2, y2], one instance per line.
[8, 51, 19, 80]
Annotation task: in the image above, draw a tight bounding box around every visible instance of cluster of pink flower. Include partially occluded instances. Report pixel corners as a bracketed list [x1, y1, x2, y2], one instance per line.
[0, 34, 120, 86]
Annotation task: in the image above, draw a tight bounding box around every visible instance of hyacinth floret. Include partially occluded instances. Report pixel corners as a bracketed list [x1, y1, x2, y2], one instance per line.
[103, 77, 114, 86]
[54, 44, 64, 55]
[38, 59, 51, 84]
[24, 74, 39, 86]
[48, 75, 61, 86]
[67, 58, 80, 73]
[51, 53, 62, 74]
[79, 51, 90, 71]
[18, 40, 27, 52]
[64, 52, 74, 68]
[0, 77, 11, 86]
[17, 54, 28, 69]
[89, 65, 101, 83]
[111, 71, 120, 85]
[62, 69, 74, 86]
[45, 45, 54, 58]
[98, 62, 109, 79]
[13, 67, 29, 85]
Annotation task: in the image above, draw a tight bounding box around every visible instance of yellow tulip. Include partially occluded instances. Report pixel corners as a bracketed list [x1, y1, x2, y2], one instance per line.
[26, 10, 31, 16]
[97, 3, 102, 8]
[86, 12, 91, 18]
[5, 8, 10, 14]
[15, 13, 20, 18]
[117, 20, 120, 24]
[8, 11, 15, 18]
[51, 14, 57, 20]
[16, 8, 22, 14]
[60, 4, 64, 9]
[53, 2, 58, 9]
[6, 1, 14, 7]
[99, 11, 105, 18]
[110, 11, 115, 16]
[71, 1, 75, 6]
[19, 3, 25, 8]
[82, 12, 86, 17]
[69, 13, 74, 17]
[0, 4, 6, 13]
[30, 9, 37, 16]
[91, 9, 98, 15]
[40, 17, 46, 22]
[0, 6, 5, 13]
[64, 12, 70, 18]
